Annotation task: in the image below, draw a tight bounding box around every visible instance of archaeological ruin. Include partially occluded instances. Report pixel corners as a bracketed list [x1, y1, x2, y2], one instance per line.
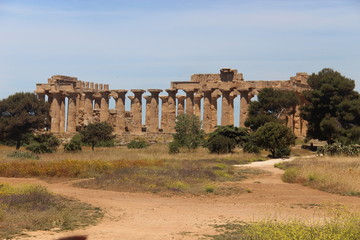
[35, 68, 310, 137]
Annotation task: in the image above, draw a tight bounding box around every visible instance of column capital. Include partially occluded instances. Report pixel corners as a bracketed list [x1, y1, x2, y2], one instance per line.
[176, 95, 186, 101]
[166, 89, 178, 94]
[131, 89, 146, 94]
[148, 89, 163, 94]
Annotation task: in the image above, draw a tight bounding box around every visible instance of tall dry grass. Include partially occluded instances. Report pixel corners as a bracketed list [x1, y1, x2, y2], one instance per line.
[282, 156, 360, 196]
[1, 144, 266, 163]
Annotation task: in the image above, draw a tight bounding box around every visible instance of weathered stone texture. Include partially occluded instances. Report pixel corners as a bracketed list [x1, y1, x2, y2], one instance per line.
[36, 69, 310, 137]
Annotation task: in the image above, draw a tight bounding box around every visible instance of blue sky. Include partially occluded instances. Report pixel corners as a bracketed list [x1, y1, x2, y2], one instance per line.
[0, 0, 359, 100]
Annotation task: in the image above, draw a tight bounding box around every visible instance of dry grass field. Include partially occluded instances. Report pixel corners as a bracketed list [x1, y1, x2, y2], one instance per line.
[280, 156, 360, 196]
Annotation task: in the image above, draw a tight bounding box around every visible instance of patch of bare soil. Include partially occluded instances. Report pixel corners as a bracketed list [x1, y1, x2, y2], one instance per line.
[2, 156, 359, 240]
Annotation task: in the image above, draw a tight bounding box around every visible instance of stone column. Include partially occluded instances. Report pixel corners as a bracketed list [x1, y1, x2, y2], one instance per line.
[202, 90, 212, 133]
[185, 90, 195, 115]
[239, 90, 250, 127]
[221, 90, 231, 126]
[131, 89, 145, 133]
[112, 90, 127, 134]
[177, 95, 186, 115]
[83, 92, 93, 125]
[160, 96, 169, 132]
[144, 95, 152, 130]
[148, 89, 162, 133]
[93, 94, 101, 110]
[229, 93, 237, 126]
[193, 94, 202, 119]
[67, 93, 77, 133]
[59, 95, 66, 133]
[166, 89, 177, 132]
[211, 91, 221, 131]
[49, 93, 61, 133]
[100, 92, 110, 122]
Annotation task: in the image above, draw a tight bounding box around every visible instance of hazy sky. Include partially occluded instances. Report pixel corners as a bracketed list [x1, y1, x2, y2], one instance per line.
[1, 0, 359, 100]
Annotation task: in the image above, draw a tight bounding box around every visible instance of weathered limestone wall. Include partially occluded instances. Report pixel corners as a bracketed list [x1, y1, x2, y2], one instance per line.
[35, 68, 310, 137]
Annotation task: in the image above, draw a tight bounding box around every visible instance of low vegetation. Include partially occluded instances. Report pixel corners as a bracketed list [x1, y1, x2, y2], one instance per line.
[0, 183, 102, 239]
[76, 158, 265, 195]
[127, 139, 149, 149]
[208, 212, 360, 240]
[278, 156, 360, 196]
[0, 144, 267, 195]
[0, 159, 157, 178]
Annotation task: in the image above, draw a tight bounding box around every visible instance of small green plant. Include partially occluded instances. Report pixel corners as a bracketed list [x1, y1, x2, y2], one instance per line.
[168, 141, 180, 154]
[26, 134, 60, 154]
[6, 151, 40, 160]
[64, 134, 82, 152]
[173, 114, 205, 151]
[127, 139, 149, 149]
[206, 125, 250, 154]
[317, 143, 360, 156]
[78, 122, 115, 150]
[205, 184, 215, 193]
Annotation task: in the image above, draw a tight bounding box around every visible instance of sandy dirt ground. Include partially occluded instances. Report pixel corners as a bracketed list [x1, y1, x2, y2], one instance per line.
[1, 156, 359, 240]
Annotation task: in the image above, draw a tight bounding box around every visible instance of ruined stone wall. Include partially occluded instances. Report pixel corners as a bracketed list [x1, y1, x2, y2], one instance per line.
[35, 68, 310, 138]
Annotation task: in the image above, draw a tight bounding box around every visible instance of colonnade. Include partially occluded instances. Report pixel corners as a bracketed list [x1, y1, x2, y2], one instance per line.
[35, 70, 310, 136]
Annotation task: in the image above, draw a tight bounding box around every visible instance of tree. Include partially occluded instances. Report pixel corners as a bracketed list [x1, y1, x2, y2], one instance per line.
[245, 88, 299, 131]
[79, 122, 114, 150]
[206, 125, 249, 154]
[252, 122, 296, 158]
[0, 92, 49, 149]
[172, 114, 204, 151]
[301, 68, 360, 144]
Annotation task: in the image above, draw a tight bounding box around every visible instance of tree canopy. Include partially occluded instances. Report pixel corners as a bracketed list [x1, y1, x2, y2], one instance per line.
[245, 88, 299, 131]
[301, 68, 360, 144]
[0, 92, 49, 149]
[252, 122, 296, 158]
[206, 125, 249, 154]
[79, 122, 115, 150]
[173, 114, 204, 151]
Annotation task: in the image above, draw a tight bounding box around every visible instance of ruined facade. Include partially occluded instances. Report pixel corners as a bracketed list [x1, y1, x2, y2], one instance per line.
[35, 69, 310, 136]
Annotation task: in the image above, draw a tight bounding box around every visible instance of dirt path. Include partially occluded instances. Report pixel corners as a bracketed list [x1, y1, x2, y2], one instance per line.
[2, 156, 359, 240]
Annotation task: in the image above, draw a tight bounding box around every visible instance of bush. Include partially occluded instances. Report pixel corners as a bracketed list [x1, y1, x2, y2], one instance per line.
[317, 143, 360, 156]
[79, 122, 115, 150]
[207, 135, 236, 154]
[206, 125, 250, 154]
[6, 151, 40, 160]
[25, 134, 60, 154]
[127, 139, 149, 149]
[168, 141, 180, 154]
[64, 134, 82, 152]
[173, 114, 204, 151]
[243, 141, 260, 154]
[252, 122, 295, 158]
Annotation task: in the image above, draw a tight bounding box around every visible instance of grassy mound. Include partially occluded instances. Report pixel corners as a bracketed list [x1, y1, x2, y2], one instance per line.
[0, 183, 102, 239]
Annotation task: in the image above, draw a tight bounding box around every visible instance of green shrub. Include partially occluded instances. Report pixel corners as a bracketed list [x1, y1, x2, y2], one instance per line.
[207, 135, 236, 154]
[206, 125, 250, 154]
[173, 114, 205, 151]
[243, 141, 260, 154]
[281, 168, 300, 183]
[6, 151, 40, 160]
[64, 134, 82, 152]
[26, 143, 54, 154]
[168, 141, 180, 154]
[26, 134, 60, 154]
[127, 139, 149, 149]
[317, 143, 360, 156]
[64, 142, 82, 152]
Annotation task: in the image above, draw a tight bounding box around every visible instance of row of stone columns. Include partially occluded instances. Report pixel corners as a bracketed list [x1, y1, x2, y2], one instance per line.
[43, 88, 295, 135]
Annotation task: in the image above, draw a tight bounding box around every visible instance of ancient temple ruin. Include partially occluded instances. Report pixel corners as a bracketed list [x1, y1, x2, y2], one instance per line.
[35, 69, 310, 137]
